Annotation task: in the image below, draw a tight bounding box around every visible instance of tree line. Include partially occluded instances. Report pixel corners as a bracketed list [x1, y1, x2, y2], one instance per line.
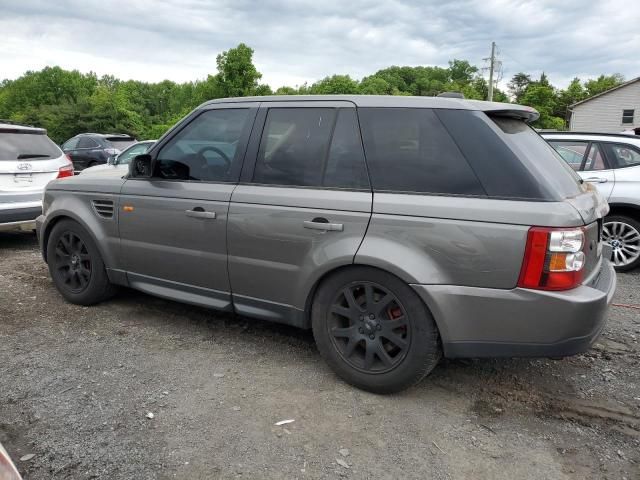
[0, 43, 625, 144]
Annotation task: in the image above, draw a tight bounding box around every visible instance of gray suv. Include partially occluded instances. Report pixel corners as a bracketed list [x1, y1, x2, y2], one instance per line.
[36, 96, 616, 393]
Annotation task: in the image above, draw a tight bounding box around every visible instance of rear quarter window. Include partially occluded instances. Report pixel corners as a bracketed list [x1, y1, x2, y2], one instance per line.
[358, 108, 485, 196]
[437, 110, 584, 201]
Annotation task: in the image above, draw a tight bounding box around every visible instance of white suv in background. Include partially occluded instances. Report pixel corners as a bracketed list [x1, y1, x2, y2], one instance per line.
[543, 132, 640, 271]
[0, 121, 74, 232]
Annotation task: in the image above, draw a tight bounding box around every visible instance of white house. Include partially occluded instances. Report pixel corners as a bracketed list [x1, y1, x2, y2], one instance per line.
[569, 77, 640, 134]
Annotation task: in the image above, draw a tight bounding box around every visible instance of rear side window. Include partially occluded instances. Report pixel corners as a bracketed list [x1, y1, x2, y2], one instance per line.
[0, 130, 62, 161]
[253, 108, 369, 189]
[601, 142, 640, 168]
[77, 137, 99, 148]
[438, 110, 583, 201]
[358, 108, 485, 196]
[547, 141, 588, 171]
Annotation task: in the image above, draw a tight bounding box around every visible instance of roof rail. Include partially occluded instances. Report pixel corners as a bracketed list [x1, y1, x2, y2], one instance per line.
[541, 131, 640, 138]
[437, 92, 465, 99]
[0, 119, 36, 128]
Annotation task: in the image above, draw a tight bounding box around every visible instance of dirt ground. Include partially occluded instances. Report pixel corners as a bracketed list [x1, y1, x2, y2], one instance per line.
[0, 231, 639, 480]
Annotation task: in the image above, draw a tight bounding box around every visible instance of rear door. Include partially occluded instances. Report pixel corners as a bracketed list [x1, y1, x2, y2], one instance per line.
[579, 142, 615, 199]
[72, 136, 102, 171]
[227, 101, 372, 325]
[118, 103, 257, 309]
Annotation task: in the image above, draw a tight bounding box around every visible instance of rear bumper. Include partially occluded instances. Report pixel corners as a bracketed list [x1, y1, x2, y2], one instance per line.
[412, 260, 616, 358]
[0, 202, 42, 232]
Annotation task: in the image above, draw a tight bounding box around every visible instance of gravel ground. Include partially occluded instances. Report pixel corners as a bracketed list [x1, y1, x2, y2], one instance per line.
[1, 231, 639, 480]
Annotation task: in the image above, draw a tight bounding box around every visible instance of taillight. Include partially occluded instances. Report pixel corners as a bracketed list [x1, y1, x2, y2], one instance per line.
[518, 227, 586, 291]
[57, 161, 74, 179]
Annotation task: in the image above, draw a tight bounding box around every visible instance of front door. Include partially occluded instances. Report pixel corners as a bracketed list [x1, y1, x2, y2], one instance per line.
[578, 142, 615, 199]
[118, 103, 258, 310]
[227, 103, 372, 326]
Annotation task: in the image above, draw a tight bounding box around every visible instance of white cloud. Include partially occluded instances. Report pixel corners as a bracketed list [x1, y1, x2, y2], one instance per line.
[0, 0, 638, 89]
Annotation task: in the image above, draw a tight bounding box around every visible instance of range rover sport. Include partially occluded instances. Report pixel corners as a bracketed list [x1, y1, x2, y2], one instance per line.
[36, 96, 616, 393]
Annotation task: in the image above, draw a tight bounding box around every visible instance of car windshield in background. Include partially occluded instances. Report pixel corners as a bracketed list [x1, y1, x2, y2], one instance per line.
[0, 130, 61, 161]
[117, 142, 154, 164]
[106, 138, 137, 151]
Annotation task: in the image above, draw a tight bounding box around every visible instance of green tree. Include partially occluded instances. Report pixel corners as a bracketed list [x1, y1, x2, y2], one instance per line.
[507, 73, 532, 102]
[308, 75, 359, 94]
[584, 74, 624, 97]
[215, 43, 262, 97]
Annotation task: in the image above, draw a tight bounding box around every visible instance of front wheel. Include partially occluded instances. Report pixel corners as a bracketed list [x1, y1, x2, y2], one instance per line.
[312, 267, 441, 393]
[603, 215, 640, 272]
[46, 219, 116, 305]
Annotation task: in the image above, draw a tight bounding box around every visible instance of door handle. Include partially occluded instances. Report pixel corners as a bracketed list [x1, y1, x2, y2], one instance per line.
[304, 218, 343, 232]
[584, 177, 608, 183]
[185, 208, 217, 219]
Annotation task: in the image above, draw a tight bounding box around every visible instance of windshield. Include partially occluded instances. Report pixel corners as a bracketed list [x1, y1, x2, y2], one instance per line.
[0, 130, 62, 161]
[106, 138, 137, 151]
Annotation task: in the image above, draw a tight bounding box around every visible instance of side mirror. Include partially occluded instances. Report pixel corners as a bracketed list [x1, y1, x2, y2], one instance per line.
[129, 154, 153, 178]
[108, 155, 117, 166]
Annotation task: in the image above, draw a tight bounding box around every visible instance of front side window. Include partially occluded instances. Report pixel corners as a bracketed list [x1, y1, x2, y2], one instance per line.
[584, 143, 606, 171]
[77, 137, 99, 149]
[602, 142, 640, 168]
[622, 109, 635, 124]
[358, 108, 485, 195]
[547, 141, 588, 171]
[155, 109, 251, 182]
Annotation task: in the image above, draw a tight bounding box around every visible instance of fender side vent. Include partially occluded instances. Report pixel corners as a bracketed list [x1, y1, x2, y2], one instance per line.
[92, 199, 114, 219]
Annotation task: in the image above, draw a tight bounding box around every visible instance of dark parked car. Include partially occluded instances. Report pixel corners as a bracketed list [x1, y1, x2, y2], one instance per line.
[37, 96, 615, 393]
[61, 133, 137, 172]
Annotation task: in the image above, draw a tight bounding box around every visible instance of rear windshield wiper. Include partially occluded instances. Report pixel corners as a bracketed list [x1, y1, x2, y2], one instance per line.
[17, 153, 51, 159]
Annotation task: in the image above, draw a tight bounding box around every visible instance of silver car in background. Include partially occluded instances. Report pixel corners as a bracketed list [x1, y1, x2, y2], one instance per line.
[543, 132, 640, 271]
[0, 121, 73, 232]
[81, 140, 156, 176]
[36, 96, 615, 393]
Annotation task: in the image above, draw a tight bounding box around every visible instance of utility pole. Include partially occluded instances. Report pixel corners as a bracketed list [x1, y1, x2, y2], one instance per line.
[487, 41, 496, 102]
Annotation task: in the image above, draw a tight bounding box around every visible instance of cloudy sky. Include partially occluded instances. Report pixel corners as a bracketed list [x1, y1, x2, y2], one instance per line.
[1, 0, 639, 90]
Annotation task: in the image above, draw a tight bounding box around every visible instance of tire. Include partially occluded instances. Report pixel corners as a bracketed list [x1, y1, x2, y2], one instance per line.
[46, 219, 117, 305]
[312, 267, 441, 394]
[603, 215, 640, 272]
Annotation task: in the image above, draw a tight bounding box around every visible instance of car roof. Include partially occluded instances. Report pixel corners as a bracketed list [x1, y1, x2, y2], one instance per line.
[541, 132, 640, 146]
[75, 133, 135, 138]
[200, 95, 540, 121]
[0, 122, 46, 133]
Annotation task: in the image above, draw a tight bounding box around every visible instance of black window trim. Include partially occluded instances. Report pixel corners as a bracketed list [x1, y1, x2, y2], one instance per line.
[77, 137, 101, 149]
[128, 103, 259, 185]
[239, 101, 371, 192]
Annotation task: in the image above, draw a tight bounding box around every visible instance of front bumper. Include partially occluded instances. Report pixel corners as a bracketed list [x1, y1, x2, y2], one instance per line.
[412, 260, 616, 358]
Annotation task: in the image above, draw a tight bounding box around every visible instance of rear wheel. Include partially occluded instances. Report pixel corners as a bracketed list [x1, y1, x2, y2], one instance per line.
[46, 219, 116, 305]
[602, 215, 640, 272]
[312, 267, 441, 393]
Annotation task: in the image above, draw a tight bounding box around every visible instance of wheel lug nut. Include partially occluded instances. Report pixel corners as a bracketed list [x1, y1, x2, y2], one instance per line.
[369, 314, 375, 319]
[369, 334, 375, 340]
[358, 328, 364, 334]
[376, 324, 382, 331]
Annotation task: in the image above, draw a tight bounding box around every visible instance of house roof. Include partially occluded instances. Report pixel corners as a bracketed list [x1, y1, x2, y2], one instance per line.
[570, 77, 640, 108]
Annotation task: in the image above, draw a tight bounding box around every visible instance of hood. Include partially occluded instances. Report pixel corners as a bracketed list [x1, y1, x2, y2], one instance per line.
[47, 169, 126, 194]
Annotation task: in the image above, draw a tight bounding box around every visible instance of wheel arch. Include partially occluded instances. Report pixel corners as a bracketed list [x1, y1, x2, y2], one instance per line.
[607, 203, 640, 222]
[302, 263, 447, 343]
[41, 211, 112, 268]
